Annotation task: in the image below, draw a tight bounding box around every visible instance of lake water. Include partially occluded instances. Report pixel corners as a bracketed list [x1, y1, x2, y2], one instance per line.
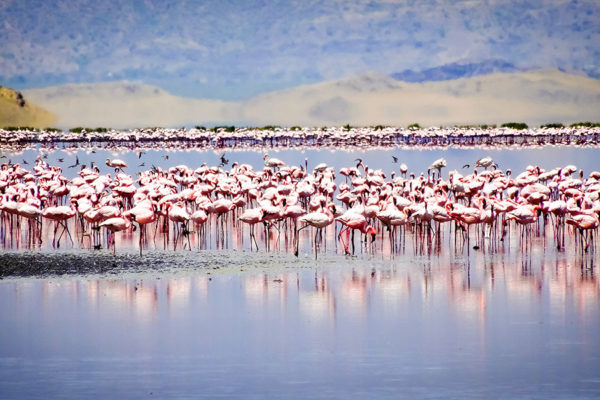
[0, 144, 599, 398]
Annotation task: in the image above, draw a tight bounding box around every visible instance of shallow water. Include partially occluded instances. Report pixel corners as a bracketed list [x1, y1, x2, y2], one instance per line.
[1, 144, 600, 398]
[5, 142, 600, 181]
[0, 248, 598, 399]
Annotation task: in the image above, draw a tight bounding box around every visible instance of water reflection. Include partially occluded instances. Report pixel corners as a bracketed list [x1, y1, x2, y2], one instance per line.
[0, 251, 598, 398]
[3, 251, 597, 325]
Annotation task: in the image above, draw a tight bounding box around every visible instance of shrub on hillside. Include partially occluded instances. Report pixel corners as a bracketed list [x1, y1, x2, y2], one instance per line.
[501, 122, 528, 130]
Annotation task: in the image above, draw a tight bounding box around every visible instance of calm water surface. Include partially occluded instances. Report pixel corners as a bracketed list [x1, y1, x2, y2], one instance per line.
[0, 249, 599, 399]
[4, 143, 600, 180]
[0, 145, 599, 398]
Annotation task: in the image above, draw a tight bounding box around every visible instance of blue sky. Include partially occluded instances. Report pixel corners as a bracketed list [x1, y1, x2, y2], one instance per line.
[1, 0, 599, 99]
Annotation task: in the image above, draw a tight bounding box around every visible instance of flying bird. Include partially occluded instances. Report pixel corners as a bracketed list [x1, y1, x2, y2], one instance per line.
[68, 156, 80, 168]
[219, 153, 229, 166]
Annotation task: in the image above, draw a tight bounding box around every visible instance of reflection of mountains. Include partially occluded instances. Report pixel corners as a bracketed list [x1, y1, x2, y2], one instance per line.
[24, 69, 600, 128]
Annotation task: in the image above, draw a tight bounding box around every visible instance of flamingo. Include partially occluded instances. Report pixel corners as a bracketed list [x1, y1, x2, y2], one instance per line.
[238, 207, 265, 250]
[106, 158, 128, 169]
[428, 158, 446, 179]
[264, 154, 285, 169]
[42, 204, 76, 247]
[335, 212, 376, 255]
[474, 156, 494, 170]
[125, 206, 156, 256]
[99, 217, 132, 254]
[566, 214, 599, 251]
[296, 204, 335, 257]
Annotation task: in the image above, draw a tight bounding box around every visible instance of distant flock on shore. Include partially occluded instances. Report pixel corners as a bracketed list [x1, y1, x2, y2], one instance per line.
[1, 126, 600, 151]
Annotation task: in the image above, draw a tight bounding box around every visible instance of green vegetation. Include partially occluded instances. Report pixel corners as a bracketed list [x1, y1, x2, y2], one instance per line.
[290, 126, 302, 131]
[258, 125, 281, 131]
[372, 125, 387, 131]
[541, 123, 564, 128]
[2, 126, 38, 131]
[407, 123, 421, 130]
[70, 127, 110, 133]
[343, 124, 352, 131]
[455, 124, 496, 129]
[45, 127, 61, 132]
[194, 125, 207, 130]
[213, 125, 235, 132]
[501, 122, 528, 130]
[569, 121, 600, 127]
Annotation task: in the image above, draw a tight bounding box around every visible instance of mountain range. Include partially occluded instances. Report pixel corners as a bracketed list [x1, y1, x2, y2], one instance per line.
[19, 68, 600, 129]
[2, 0, 599, 99]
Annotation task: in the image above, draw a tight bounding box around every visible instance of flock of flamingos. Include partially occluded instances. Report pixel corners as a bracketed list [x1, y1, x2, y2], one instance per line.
[1, 147, 599, 258]
[1, 126, 600, 151]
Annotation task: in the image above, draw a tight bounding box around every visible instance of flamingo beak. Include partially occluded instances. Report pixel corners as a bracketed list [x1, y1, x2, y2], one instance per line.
[371, 233, 376, 243]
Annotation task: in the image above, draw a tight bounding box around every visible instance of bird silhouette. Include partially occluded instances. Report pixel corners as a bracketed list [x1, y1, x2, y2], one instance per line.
[137, 151, 145, 159]
[68, 156, 80, 168]
[462, 164, 470, 169]
[58, 158, 64, 163]
[22, 159, 29, 165]
[392, 156, 398, 163]
[139, 162, 145, 167]
[219, 153, 229, 166]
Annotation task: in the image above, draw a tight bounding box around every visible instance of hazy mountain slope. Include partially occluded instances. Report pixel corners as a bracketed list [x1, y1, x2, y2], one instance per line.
[241, 69, 600, 126]
[23, 69, 600, 128]
[24, 82, 231, 128]
[0, 86, 56, 128]
[3, 0, 599, 98]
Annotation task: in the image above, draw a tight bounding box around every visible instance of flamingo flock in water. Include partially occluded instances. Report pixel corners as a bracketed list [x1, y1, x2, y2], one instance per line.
[1, 126, 600, 154]
[0, 153, 599, 257]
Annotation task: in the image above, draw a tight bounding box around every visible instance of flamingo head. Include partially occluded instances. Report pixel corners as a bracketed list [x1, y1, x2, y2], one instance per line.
[263, 154, 269, 160]
[365, 225, 376, 242]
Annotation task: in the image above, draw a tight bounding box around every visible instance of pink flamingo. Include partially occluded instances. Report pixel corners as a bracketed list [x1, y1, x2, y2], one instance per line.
[99, 217, 131, 254]
[335, 212, 376, 255]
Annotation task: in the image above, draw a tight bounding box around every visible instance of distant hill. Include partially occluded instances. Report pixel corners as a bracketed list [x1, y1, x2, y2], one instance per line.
[391, 60, 520, 83]
[240, 69, 600, 127]
[0, 86, 56, 128]
[24, 82, 231, 128]
[23, 69, 600, 128]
